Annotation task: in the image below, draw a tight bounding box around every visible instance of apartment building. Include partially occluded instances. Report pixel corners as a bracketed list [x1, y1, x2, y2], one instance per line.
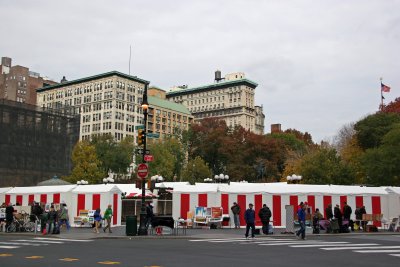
[147, 87, 193, 138]
[166, 71, 265, 134]
[37, 71, 149, 141]
[0, 57, 57, 105]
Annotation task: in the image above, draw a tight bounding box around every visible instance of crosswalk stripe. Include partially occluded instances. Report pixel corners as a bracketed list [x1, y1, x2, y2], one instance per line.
[322, 246, 400, 251]
[34, 237, 92, 242]
[208, 238, 291, 243]
[389, 254, 400, 257]
[189, 237, 274, 242]
[13, 239, 64, 244]
[290, 243, 379, 248]
[0, 242, 45, 246]
[355, 250, 400, 253]
[0, 246, 20, 249]
[259, 242, 349, 246]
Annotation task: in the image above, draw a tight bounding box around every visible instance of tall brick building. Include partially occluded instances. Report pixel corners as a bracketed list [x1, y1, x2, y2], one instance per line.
[0, 57, 57, 105]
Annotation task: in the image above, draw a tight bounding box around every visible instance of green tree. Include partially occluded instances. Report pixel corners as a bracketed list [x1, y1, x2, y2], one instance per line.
[147, 139, 177, 180]
[354, 112, 400, 150]
[298, 147, 355, 185]
[67, 141, 103, 183]
[361, 124, 400, 186]
[181, 156, 212, 184]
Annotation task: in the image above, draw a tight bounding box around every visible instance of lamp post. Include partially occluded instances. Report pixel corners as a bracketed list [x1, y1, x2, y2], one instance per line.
[287, 174, 302, 184]
[77, 180, 89, 185]
[214, 173, 229, 183]
[138, 84, 149, 236]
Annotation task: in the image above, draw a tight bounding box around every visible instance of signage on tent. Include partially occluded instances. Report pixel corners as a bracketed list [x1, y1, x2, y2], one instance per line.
[137, 163, 149, 179]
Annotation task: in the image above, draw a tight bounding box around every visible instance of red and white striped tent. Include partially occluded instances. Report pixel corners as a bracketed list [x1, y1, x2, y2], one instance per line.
[0, 187, 13, 204]
[71, 184, 122, 226]
[3, 185, 76, 207]
[172, 182, 398, 228]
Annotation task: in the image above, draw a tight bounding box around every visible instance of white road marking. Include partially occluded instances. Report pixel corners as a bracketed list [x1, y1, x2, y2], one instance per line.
[33, 237, 93, 242]
[322, 246, 400, 251]
[13, 239, 64, 244]
[0, 246, 20, 249]
[290, 243, 379, 248]
[189, 237, 274, 242]
[355, 250, 400, 253]
[389, 254, 400, 257]
[0, 242, 45, 246]
[259, 242, 349, 246]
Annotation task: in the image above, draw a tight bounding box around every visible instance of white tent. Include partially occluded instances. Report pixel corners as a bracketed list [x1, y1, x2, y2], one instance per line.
[172, 182, 396, 228]
[0, 187, 12, 204]
[4, 185, 76, 206]
[71, 184, 122, 226]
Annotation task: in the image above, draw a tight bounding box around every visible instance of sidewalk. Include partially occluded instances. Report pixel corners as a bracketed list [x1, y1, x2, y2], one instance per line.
[1, 226, 399, 240]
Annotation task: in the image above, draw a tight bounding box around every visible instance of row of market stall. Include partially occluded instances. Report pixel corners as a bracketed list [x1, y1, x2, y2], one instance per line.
[1, 182, 399, 229]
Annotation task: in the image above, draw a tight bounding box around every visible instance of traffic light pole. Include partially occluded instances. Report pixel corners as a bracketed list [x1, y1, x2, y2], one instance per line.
[138, 84, 149, 236]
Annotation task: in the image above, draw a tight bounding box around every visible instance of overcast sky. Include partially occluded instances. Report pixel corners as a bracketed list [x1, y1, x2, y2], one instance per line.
[1, 0, 399, 142]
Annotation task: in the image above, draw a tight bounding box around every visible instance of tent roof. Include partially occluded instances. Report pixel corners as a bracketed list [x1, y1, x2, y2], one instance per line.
[155, 182, 190, 189]
[385, 187, 400, 195]
[37, 177, 72, 186]
[115, 184, 141, 195]
[72, 184, 122, 194]
[0, 187, 12, 194]
[6, 185, 77, 194]
[172, 182, 389, 195]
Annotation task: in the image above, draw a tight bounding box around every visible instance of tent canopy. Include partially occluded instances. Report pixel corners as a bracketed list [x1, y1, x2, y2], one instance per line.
[115, 184, 141, 195]
[72, 184, 121, 194]
[0, 187, 12, 194]
[6, 185, 76, 194]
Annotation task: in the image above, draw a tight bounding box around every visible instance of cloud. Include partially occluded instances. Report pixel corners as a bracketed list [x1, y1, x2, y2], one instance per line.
[1, 0, 399, 142]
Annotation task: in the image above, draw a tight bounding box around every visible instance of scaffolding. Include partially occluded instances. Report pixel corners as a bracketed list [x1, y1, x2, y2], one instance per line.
[0, 99, 80, 186]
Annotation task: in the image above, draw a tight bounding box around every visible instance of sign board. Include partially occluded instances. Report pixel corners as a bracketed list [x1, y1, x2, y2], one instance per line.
[137, 163, 149, 179]
[147, 133, 160, 139]
[144, 154, 154, 162]
[135, 125, 144, 130]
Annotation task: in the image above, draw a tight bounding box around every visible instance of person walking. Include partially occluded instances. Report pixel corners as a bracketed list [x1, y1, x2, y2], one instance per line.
[103, 204, 113, 233]
[258, 204, 272, 235]
[58, 203, 70, 231]
[244, 203, 256, 239]
[296, 203, 306, 240]
[325, 204, 333, 220]
[359, 206, 367, 231]
[145, 203, 154, 228]
[343, 202, 353, 231]
[231, 202, 241, 229]
[93, 208, 102, 234]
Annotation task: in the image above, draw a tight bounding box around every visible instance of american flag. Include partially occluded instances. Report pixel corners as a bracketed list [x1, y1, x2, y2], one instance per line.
[381, 83, 391, 93]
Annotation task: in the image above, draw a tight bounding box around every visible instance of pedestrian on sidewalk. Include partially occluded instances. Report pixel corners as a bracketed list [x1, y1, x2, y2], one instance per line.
[244, 203, 256, 239]
[47, 205, 58, 234]
[258, 204, 272, 235]
[93, 208, 102, 234]
[103, 204, 113, 233]
[231, 202, 241, 229]
[58, 203, 70, 231]
[296, 203, 306, 240]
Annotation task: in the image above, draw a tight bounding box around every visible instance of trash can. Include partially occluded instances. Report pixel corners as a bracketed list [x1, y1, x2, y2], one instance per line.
[126, 216, 137, 236]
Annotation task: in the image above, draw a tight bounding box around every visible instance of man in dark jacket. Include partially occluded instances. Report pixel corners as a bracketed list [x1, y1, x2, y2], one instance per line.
[146, 203, 154, 228]
[296, 203, 306, 240]
[258, 204, 272, 235]
[359, 206, 367, 231]
[343, 202, 353, 231]
[334, 204, 343, 232]
[244, 203, 256, 239]
[5, 203, 14, 232]
[47, 205, 58, 234]
[231, 202, 241, 229]
[325, 204, 333, 220]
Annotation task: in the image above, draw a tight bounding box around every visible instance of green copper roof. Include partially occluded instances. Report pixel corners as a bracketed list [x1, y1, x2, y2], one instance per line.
[166, 78, 258, 96]
[148, 96, 191, 115]
[37, 71, 150, 92]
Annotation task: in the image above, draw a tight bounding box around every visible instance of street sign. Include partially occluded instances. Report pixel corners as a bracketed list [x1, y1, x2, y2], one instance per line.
[147, 133, 160, 139]
[137, 163, 149, 179]
[135, 125, 144, 130]
[144, 154, 154, 162]
[135, 149, 150, 155]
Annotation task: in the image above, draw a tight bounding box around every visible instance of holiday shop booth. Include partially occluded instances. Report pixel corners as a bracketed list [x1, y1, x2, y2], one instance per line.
[172, 182, 398, 229]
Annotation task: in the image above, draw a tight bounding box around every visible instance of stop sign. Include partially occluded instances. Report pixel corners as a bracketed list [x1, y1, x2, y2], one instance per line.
[137, 163, 149, 179]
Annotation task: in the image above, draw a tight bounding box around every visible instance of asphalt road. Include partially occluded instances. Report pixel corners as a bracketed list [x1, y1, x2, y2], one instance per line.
[0, 234, 399, 266]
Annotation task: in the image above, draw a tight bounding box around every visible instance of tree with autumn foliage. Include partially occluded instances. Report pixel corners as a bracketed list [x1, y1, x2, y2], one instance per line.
[67, 141, 103, 183]
[382, 97, 400, 114]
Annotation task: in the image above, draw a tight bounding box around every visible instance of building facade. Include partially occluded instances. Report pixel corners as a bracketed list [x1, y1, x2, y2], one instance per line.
[37, 71, 149, 142]
[0, 57, 57, 105]
[147, 87, 193, 138]
[166, 72, 265, 134]
[0, 99, 79, 186]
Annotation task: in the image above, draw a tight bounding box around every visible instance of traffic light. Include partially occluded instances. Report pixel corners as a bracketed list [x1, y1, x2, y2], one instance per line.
[137, 129, 145, 146]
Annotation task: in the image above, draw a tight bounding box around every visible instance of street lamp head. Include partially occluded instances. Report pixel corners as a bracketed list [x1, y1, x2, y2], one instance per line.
[141, 84, 149, 110]
[214, 175, 218, 180]
[224, 175, 229, 180]
[219, 174, 224, 179]
[103, 178, 107, 183]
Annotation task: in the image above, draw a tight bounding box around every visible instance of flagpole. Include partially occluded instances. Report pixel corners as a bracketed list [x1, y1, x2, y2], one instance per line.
[380, 77, 383, 111]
